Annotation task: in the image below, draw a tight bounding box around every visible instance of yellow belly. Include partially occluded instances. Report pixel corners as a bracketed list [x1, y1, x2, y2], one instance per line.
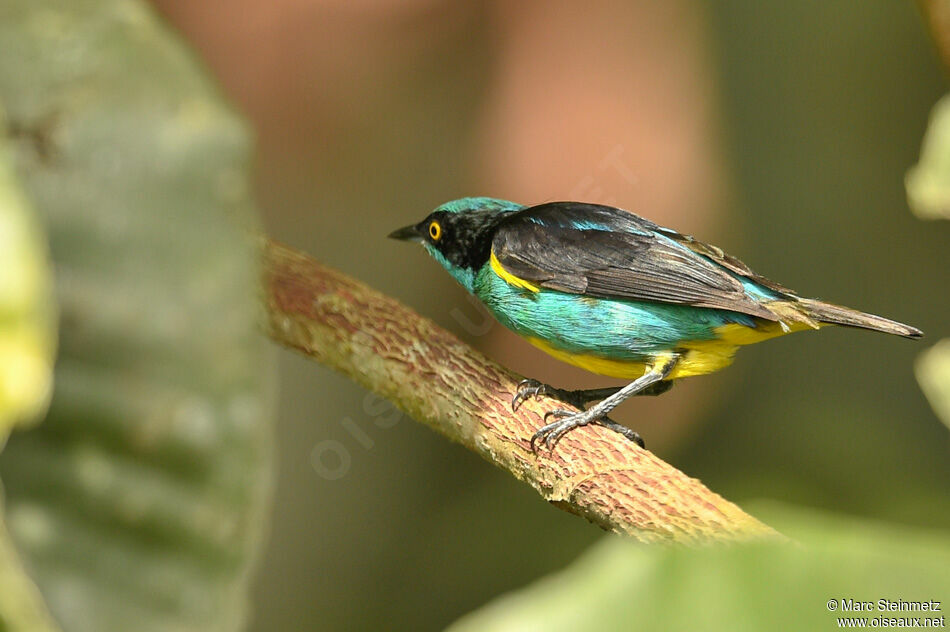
[525, 320, 810, 380]
[672, 321, 793, 378]
[525, 337, 651, 379]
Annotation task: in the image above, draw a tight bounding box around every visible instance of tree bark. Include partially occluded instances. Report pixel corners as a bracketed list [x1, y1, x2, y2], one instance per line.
[262, 239, 780, 544]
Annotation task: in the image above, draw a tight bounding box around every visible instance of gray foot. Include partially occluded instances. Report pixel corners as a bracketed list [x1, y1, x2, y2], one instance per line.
[529, 408, 645, 451]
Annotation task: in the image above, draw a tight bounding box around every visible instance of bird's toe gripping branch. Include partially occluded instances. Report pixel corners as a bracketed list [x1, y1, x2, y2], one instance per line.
[529, 409, 645, 451]
[512, 379, 630, 412]
[511, 379, 548, 412]
[513, 380, 633, 450]
[524, 355, 678, 452]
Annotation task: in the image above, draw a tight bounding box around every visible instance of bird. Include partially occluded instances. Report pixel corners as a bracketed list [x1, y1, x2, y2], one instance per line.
[389, 197, 922, 451]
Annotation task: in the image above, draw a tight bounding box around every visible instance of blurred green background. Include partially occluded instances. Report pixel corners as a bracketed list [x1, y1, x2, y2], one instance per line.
[147, 1, 949, 630]
[1, 0, 946, 630]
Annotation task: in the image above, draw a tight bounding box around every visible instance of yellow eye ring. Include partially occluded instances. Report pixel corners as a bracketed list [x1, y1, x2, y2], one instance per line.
[429, 221, 442, 240]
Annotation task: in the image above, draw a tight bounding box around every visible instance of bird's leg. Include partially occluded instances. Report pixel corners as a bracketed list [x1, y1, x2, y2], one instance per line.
[512, 378, 673, 412]
[568, 379, 673, 402]
[632, 379, 674, 397]
[529, 355, 678, 452]
[590, 418, 645, 448]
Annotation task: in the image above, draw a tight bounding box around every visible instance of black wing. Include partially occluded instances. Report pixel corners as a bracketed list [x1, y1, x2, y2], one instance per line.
[491, 202, 794, 320]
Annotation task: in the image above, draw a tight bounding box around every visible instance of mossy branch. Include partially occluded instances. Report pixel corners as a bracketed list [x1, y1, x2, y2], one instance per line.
[261, 239, 781, 544]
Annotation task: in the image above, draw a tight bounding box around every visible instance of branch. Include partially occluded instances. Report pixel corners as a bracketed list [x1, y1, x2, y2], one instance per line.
[261, 239, 781, 544]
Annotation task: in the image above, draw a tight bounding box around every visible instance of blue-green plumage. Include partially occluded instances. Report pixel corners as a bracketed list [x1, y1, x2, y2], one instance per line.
[389, 197, 922, 449]
[473, 262, 754, 360]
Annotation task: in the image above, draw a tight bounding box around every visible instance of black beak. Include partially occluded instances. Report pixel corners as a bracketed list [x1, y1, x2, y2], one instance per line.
[388, 224, 424, 242]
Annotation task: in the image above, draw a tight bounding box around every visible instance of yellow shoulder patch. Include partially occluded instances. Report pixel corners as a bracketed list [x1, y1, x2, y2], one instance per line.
[490, 250, 540, 293]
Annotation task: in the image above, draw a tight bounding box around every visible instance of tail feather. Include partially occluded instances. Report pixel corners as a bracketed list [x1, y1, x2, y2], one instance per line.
[796, 298, 923, 339]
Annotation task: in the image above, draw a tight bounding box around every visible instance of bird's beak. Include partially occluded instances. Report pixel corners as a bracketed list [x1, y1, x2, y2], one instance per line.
[388, 224, 424, 242]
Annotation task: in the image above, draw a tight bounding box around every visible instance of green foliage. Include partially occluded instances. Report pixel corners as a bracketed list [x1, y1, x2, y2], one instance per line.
[909, 94, 950, 431]
[907, 94, 950, 220]
[918, 339, 950, 431]
[0, 1, 275, 631]
[0, 122, 58, 632]
[449, 503, 950, 632]
[0, 512, 59, 632]
[0, 114, 55, 445]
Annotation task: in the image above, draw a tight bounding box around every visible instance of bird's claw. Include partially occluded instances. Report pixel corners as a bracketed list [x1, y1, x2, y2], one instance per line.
[512, 379, 547, 412]
[516, 380, 648, 451]
[530, 408, 588, 452]
[529, 409, 645, 452]
[606, 423, 645, 449]
[542, 409, 573, 423]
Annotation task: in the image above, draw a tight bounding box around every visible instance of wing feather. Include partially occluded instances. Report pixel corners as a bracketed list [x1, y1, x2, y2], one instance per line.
[491, 202, 787, 320]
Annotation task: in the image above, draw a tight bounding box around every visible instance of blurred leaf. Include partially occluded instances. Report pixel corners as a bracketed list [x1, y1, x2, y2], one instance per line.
[907, 94, 950, 219]
[0, 117, 59, 632]
[908, 96, 950, 433]
[0, 112, 56, 445]
[917, 338, 950, 431]
[0, 1, 275, 631]
[448, 503, 950, 632]
[0, 509, 60, 632]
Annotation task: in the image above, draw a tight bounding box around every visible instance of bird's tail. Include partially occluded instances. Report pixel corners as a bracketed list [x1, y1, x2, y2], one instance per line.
[795, 298, 922, 339]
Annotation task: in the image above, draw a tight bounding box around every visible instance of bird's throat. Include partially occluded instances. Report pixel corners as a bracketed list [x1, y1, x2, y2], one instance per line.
[424, 243, 476, 292]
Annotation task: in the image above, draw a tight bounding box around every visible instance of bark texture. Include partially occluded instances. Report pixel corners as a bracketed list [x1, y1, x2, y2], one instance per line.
[262, 239, 780, 544]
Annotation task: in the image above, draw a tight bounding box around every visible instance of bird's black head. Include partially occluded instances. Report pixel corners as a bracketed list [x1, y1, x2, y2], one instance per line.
[389, 197, 523, 290]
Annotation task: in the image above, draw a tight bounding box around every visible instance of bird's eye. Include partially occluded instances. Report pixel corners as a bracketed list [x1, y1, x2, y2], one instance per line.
[429, 221, 442, 240]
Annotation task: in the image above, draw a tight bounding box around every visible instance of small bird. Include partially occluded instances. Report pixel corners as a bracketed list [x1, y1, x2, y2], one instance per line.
[389, 198, 922, 451]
